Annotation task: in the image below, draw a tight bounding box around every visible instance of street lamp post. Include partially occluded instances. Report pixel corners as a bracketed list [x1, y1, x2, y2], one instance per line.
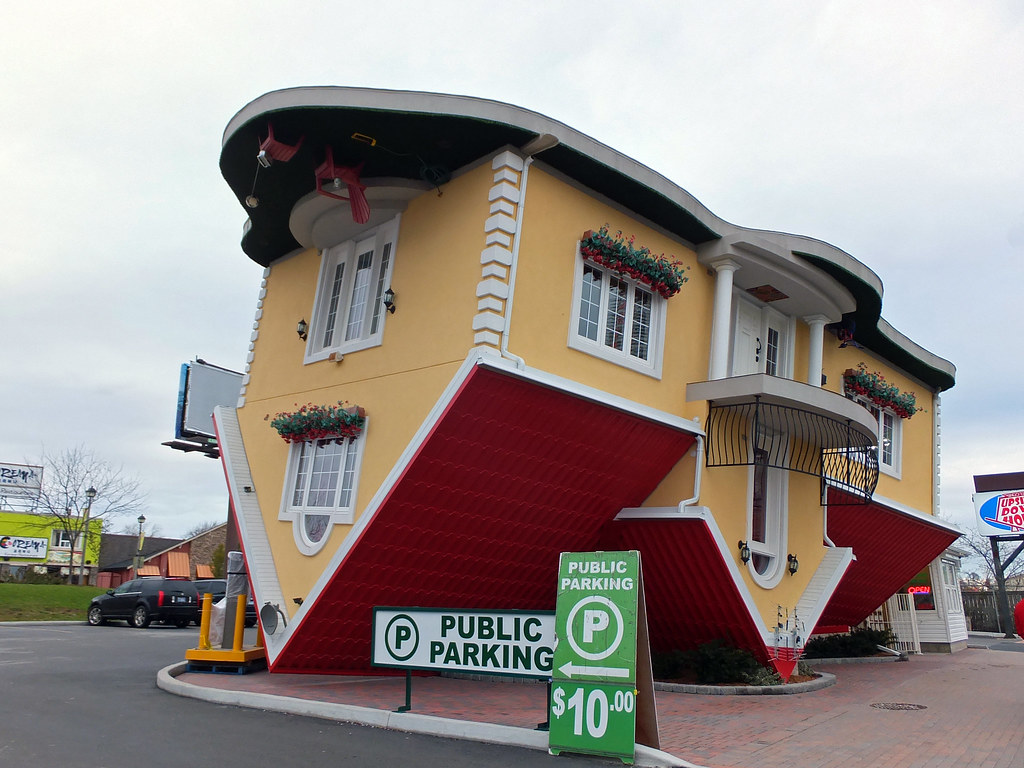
[78, 486, 97, 586]
[133, 514, 146, 577]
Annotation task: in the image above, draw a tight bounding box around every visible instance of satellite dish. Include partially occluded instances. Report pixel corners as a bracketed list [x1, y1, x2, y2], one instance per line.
[260, 603, 284, 635]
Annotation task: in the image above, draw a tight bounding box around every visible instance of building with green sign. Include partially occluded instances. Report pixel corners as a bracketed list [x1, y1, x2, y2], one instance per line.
[0, 510, 102, 583]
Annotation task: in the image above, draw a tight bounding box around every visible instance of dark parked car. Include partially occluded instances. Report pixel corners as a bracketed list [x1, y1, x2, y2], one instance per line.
[87, 578, 198, 628]
[193, 578, 257, 627]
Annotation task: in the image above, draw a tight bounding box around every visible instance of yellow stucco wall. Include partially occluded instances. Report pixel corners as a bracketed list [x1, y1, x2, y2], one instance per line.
[237, 161, 497, 608]
[510, 168, 840, 627]
[510, 168, 711, 423]
[233, 150, 941, 633]
[822, 344, 937, 513]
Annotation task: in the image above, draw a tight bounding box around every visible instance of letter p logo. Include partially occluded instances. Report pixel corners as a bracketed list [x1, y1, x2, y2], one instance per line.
[395, 625, 412, 649]
[384, 614, 419, 662]
[583, 608, 609, 643]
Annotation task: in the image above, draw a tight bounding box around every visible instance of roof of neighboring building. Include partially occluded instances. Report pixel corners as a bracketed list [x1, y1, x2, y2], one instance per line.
[219, 87, 955, 392]
[98, 534, 184, 570]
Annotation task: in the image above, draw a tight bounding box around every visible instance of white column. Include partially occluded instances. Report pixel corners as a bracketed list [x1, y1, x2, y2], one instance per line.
[803, 314, 830, 387]
[708, 259, 740, 380]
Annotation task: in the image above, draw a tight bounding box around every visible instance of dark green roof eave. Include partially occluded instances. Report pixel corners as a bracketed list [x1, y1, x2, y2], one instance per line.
[219, 91, 724, 266]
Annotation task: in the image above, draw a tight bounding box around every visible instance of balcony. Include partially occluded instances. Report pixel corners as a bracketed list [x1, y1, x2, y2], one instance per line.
[686, 374, 879, 501]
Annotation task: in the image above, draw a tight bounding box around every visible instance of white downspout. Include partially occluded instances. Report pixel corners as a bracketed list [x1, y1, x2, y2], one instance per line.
[823, 502, 836, 547]
[501, 135, 559, 369]
[821, 479, 836, 546]
[676, 435, 705, 511]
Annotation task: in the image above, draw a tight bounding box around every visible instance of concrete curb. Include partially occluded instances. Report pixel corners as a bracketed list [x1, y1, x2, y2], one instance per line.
[0, 621, 85, 627]
[655, 671, 835, 696]
[158, 663, 701, 768]
[805, 654, 903, 665]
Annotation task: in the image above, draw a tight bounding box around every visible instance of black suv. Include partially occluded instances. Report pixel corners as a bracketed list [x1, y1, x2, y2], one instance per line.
[87, 578, 198, 628]
[193, 579, 258, 627]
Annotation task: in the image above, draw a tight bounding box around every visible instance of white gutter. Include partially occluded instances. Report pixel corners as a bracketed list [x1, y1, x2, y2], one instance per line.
[677, 435, 704, 511]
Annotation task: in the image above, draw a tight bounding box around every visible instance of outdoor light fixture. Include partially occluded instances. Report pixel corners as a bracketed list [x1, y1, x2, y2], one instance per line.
[296, 319, 308, 341]
[738, 540, 751, 564]
[382, 288, 396, 314]
[787, 554, 799, 575]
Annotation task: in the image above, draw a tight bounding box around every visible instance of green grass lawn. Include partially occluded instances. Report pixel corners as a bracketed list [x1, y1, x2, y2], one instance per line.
[0, 583, 108, 622]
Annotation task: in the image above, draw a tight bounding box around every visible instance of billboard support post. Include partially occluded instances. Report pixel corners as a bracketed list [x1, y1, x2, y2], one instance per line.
[990, 535, 1024, 639]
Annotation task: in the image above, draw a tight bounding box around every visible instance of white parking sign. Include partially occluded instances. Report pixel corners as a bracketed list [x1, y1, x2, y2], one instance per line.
[372, 607, 555, 679]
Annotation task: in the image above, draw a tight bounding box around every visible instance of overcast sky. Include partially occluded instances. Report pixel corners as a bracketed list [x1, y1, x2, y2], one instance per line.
[2, 1, 1021, 542]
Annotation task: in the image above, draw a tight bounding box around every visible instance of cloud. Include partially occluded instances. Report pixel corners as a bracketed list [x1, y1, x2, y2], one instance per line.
[2, 1, 1022, 537]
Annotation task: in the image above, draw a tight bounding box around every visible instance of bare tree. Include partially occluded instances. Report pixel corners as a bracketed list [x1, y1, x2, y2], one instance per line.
[115, 519, 163, 538]
[30, 446, 146, 584]
[957, 527, 1024, 586]
[181, 519, 223, 539]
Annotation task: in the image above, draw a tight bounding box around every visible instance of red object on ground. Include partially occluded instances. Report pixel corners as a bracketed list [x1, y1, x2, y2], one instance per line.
[1014, 598, 1024, 637]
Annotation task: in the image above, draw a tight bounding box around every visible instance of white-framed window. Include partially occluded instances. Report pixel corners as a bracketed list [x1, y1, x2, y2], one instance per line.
[940, 559, 963, 614]
[50, 529, 78, 549]
[746, 434, 789, 587]
[568, 254, 666, 377]
[306, 216, 399, 362]
[849, 396, 902, 478]
[731, 297, 793, 378]
[279, 432, 366, 555]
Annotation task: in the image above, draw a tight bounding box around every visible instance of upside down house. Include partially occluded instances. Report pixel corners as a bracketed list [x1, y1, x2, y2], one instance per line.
[212, 87, 962, 674]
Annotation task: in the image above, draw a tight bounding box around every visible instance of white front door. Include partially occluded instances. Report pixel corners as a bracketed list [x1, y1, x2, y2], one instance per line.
[731, 299, 762, 376]
[731, 299, 790, 378]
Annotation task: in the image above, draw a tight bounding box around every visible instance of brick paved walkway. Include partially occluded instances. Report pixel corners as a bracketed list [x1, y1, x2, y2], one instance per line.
[178, 642, 1024, 767]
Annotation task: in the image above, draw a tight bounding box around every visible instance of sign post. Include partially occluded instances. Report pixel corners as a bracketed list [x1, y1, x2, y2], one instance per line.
[549, 550, 646, 764]
[973, 487, 1024, 638]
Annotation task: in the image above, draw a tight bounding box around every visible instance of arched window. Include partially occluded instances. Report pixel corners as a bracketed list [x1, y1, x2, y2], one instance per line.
[280, 432, 365, 555]
[747, 436, 788, 586]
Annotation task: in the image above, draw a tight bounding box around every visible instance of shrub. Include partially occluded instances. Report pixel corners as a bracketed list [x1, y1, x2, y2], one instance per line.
[803, 626, 895, 658]
[22, 569, 66, 585]
[685, 640, 762, 684]
[651, 649, 689, 680]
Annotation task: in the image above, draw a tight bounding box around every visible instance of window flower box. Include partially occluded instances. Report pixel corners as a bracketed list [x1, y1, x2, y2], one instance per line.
[270, 402, 366, 443]
[843, 364, 919, 419]
[580, 225, 689, 299]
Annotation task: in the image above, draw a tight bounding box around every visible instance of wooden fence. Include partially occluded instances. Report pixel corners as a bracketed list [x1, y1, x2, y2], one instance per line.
[961, 590, 1024, 633]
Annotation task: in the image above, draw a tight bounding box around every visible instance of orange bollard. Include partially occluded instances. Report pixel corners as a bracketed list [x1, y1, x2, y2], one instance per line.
[233, 594, 246, 652]
[199, 593, 213, 650]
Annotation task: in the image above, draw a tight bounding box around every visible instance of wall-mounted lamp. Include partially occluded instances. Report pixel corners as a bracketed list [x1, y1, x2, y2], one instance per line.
[382, 288, 396, 314]
[787, 554, 799, 575]
[296, 319, 308, 341]
[260, 602, 288, 635]
[738, 540, 751, 564]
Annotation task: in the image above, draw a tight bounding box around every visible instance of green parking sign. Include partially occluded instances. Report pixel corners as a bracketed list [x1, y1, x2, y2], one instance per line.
[550, 551, 640, 763]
